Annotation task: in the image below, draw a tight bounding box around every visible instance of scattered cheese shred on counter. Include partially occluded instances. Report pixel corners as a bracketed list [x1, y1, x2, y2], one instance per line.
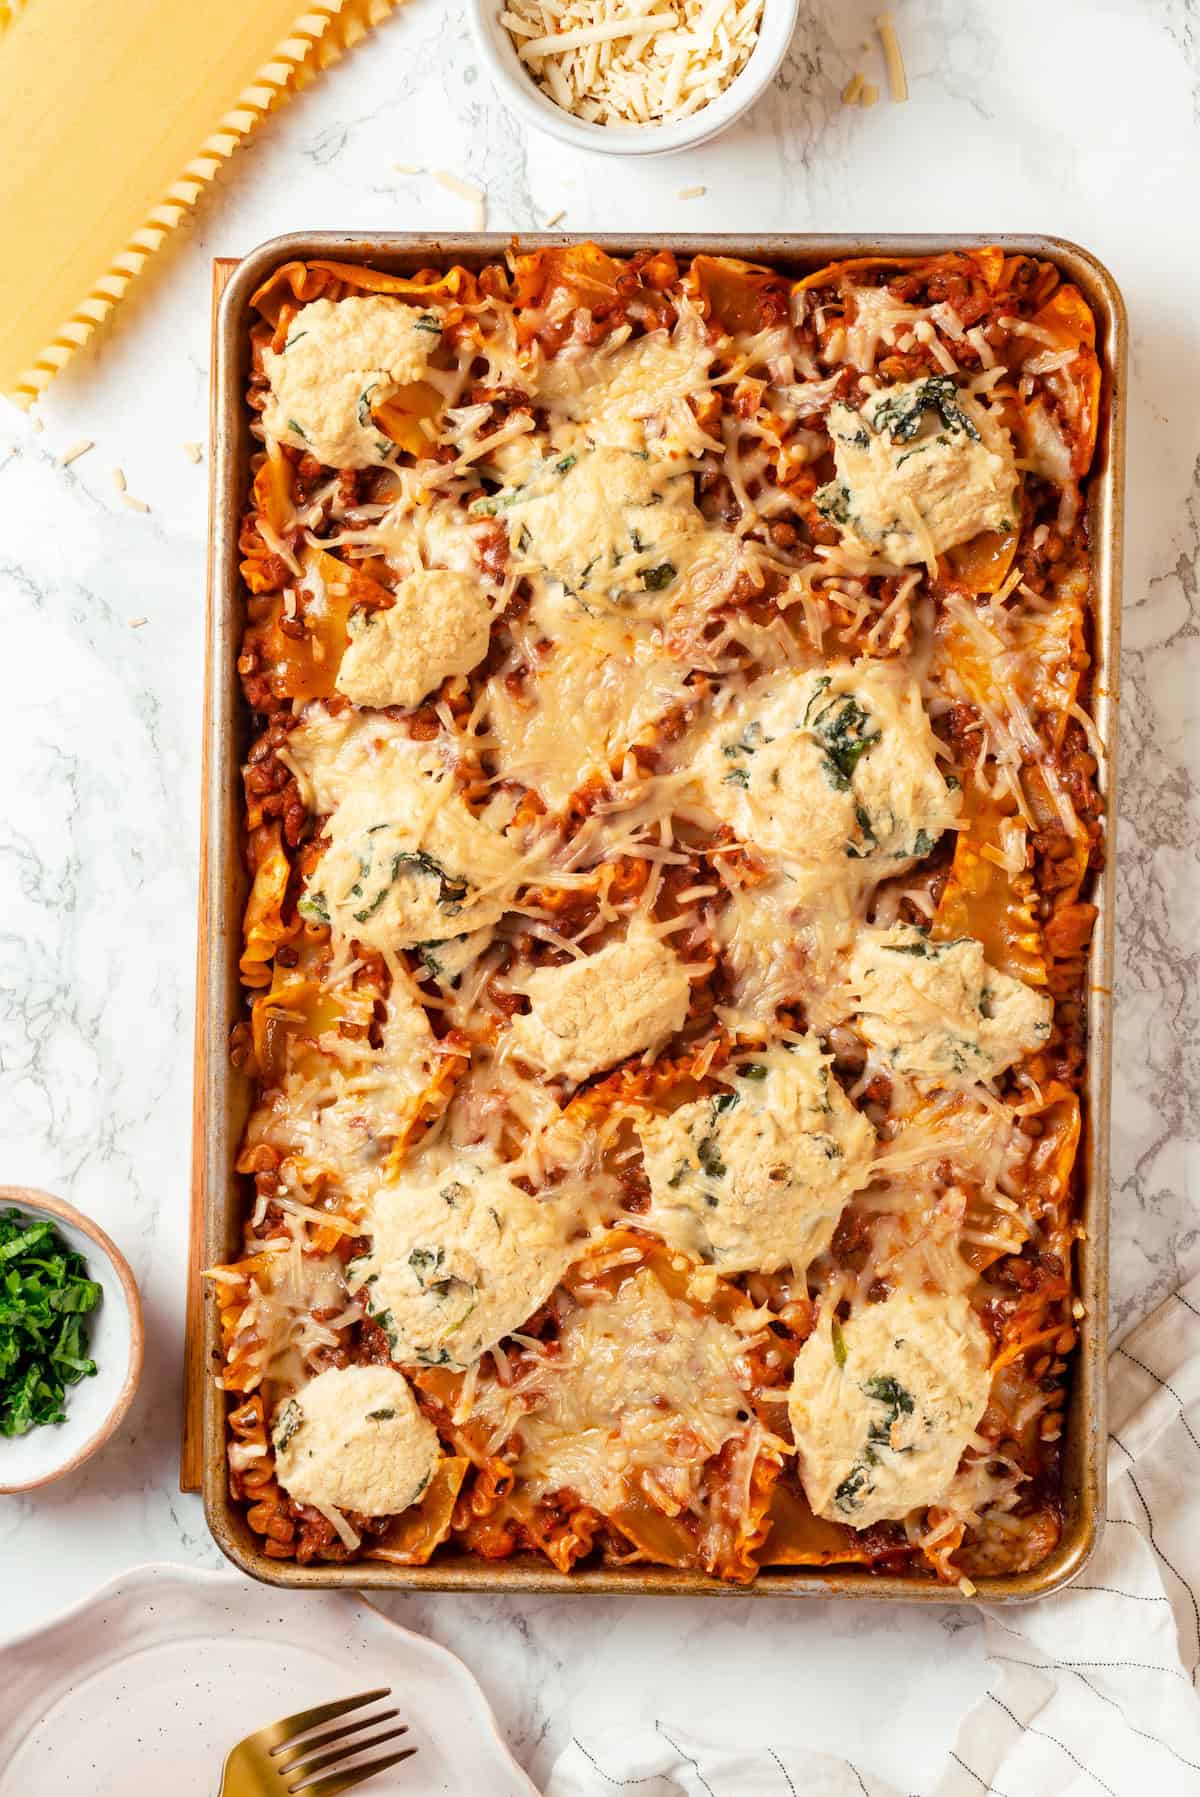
[127, 615, 148, 628]
[677, 183, 706, 199]
[860, 81, 880, 106]
[544, 208, 567, 228]
[183, 441, 203, 464]
[111, 465, 127, 492]
[433, 169, 487, 231]
[58, 438, 94, 467]
[841, 71, 865, 104]
[121, 492, 150, 513]
[501, 0, 765, 128]
[875, 11, 908, 102]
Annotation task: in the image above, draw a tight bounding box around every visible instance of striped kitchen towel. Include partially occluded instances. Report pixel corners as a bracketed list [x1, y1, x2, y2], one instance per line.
[547, 1271, 1200, 1797]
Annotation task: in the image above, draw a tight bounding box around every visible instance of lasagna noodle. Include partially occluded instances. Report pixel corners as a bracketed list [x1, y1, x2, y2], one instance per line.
[0, 0, 404, 404]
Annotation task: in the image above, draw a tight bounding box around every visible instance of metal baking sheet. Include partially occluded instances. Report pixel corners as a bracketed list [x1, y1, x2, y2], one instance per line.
[198, 234, 1125, 1599]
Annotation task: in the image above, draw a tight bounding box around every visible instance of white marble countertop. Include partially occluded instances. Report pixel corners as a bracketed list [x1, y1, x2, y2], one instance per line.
[1, 0, 1197, 1788]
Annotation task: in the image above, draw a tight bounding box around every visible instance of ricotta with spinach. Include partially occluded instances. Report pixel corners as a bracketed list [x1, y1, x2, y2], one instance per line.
[815, 375, 1018, 566]
[788, 1289, 991, 1528]
[336, 570, 493, 711]
[695, 660, 961, 897]
[296, 747, 521, 953]
[350, 1153, 571, 1369]
[637, 1038, 875, 1273]
[848, 924, 1053, 1086]
[271, 1364, 438, 1517]
[476, 445, 705, 616]
[262, 296, 440, 469]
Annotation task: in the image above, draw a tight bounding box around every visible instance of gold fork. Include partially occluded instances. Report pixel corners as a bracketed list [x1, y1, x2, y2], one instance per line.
[219, 1687, 415, 1796]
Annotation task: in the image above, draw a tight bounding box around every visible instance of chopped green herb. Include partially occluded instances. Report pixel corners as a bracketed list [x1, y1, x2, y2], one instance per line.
[366, 1406, 396, 1421]
[834, 1464, 871, 1512]
[739, 1063, 768, 1081]
[273, 1398, 303, 1450]
[357, 384, 379, 427]
[352, 844, 469, 924]
[408, 1246, 446, 1289]
[831, 1317, 847, 1368]
[469, 489, 515, 517]
[804, 685, 880, 787]
[368, 1304, 400, 1354]
[283, 331, 309, 351]
[845, 803, 880, 859]
[641, 561, 676, 592]
[815, 482, 853, 526]
[870, 375, 980, 444]
[286, 419, 309, 441]
[414, 314, 443, 335]
[723, 766, 751, 789]
[864, 1374, 915, 1445]
[697, 1136, 726, 1180]
[0, 1209, 102, 1436]
[298, 889, 330, 926]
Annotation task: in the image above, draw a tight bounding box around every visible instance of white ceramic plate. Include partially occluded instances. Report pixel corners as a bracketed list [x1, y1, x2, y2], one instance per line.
[0, 1563, 537, 1796]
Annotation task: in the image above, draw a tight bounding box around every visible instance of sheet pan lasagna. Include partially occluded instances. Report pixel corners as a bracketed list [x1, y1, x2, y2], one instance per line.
[215, 242, 1103, 1588]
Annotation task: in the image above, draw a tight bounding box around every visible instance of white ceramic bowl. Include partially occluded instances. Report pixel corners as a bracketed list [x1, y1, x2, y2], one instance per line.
[0, 1187, 144, 1494]
[466, 0, 799, 158]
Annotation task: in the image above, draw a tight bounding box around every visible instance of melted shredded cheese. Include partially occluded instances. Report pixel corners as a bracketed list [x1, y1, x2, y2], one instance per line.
[231, 247, 1100, 1577]
[502, 0, 765, 127]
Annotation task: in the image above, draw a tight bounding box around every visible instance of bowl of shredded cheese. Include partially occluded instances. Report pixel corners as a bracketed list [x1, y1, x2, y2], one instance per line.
[469, 0, 799, 154]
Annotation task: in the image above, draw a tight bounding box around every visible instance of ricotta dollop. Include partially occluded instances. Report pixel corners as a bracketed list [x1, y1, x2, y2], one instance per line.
[353, 1154, 572, 1369]
[637, 1039, 875, 1273]
[695, 660, 961, 898]
[262, 296, 440, 469]
[272, 1364, 439, 1517]
[848, 924, 1053, 1086]
[336, 572, 494, 711]
[509, 926, 690, 1085]
[815, 375, 1018, 567]
[788, 1289, 991, 1528]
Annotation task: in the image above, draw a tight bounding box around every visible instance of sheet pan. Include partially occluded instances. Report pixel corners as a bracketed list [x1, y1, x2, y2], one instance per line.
[197, 233, 1126, 1599]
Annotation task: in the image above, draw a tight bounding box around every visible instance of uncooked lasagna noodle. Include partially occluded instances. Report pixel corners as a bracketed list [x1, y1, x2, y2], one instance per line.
[0, 0, 404, 407]
[214, 243, 1103, 1587]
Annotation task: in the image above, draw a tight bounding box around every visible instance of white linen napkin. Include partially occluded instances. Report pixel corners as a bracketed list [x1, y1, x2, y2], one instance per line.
[546, 1272, 1200, 1797]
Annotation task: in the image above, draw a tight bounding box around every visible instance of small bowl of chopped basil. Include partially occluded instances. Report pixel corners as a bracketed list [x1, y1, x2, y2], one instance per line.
[0, 1188, 144, 1493]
